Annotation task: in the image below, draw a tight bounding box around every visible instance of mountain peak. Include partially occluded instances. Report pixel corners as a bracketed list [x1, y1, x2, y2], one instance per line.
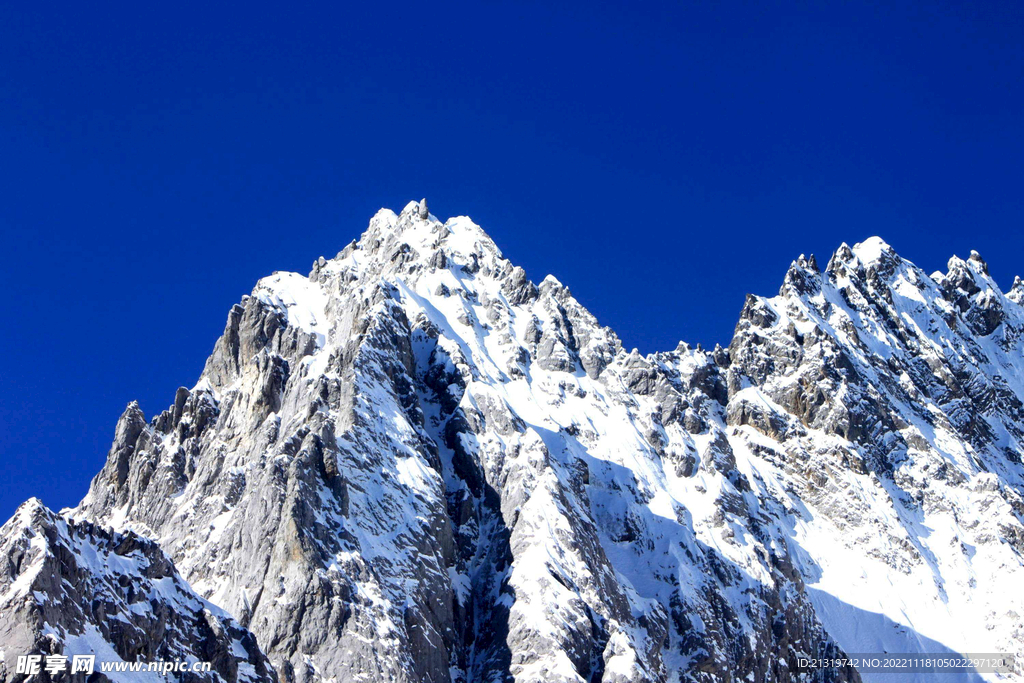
[851, 235, 897, 264]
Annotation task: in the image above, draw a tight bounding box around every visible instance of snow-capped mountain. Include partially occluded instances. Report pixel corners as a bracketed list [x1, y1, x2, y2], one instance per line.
[3, 201, 1022, 682]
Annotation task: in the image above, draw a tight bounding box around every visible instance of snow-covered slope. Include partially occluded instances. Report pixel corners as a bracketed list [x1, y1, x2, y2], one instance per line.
[0, 499, 276, 683]
[59, 202, 1023, 683]
[726, 240, 1024, 681]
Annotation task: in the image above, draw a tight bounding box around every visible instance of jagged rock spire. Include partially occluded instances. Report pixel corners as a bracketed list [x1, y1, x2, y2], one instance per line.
[1010, 275, 1024, 304]
[825, 242, 854, 275]
[417, 197, 429, 219]
[968, 249, 990, 275]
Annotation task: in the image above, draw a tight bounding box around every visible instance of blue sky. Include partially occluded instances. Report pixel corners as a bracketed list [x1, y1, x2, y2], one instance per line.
[2, 1, 1023, 521]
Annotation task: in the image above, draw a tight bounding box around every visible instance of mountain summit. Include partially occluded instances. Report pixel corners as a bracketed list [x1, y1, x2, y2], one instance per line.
[3, 203, 1022, 683]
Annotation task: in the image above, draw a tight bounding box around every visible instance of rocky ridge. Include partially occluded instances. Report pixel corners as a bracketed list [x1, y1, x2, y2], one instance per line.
[0, 499, 275, 683]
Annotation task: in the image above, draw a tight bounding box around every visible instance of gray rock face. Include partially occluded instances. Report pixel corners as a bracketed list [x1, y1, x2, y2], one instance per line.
[34, 209, 1021, 683]
[0, 499, 275, 683]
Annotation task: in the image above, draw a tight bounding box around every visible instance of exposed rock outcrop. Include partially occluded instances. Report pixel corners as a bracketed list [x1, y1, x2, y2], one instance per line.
[0, 500, 275, 683]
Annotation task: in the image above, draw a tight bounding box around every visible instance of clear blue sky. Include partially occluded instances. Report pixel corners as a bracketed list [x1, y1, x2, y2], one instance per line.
[2, 1, 1023, 521]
